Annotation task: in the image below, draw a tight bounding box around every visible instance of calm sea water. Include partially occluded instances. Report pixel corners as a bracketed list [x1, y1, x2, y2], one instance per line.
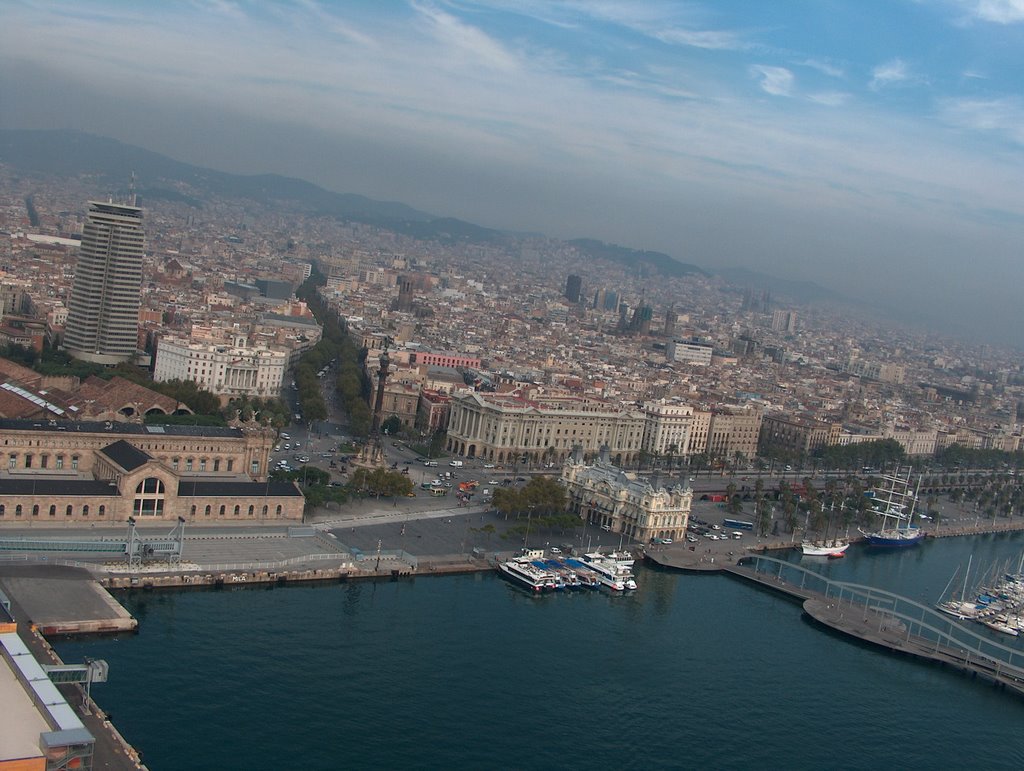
[56, 533, 1024, 770]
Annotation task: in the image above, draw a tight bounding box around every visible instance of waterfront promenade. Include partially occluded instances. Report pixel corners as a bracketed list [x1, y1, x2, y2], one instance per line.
[723, 555, 1024, 700]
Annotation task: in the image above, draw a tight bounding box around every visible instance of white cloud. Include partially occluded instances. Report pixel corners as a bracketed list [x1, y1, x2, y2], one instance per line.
[652, 26, 747, 51]
[751, 65, 794, 96]
[807, 91, 849, 107]
[964, 0, 1024, 23]
[869, 58, 911, 90]
[514, 0, 751, 50]
[801, 58, 845, 78]
[940, 97, 1024, 144]
[411, 1, 520, 72]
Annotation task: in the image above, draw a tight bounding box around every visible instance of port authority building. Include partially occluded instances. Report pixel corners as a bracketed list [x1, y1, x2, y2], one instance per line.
[0, 419, 304, 524]
[561, 446, 692, 543]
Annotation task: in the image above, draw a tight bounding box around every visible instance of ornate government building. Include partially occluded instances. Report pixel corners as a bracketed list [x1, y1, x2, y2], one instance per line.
[445, 393, 695, 468]
[561, 446, 692, 543]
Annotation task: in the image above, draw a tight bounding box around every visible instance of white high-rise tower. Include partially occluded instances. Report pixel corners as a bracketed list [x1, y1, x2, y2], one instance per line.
[64, 201, 144, 365]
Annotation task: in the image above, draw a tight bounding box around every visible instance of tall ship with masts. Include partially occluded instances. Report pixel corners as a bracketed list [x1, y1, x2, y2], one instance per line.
[800, 502, 850, 556]
[858, 466, 924, 548]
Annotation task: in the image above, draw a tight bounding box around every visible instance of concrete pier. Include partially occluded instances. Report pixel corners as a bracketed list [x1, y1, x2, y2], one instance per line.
[0, 564, 137, 635]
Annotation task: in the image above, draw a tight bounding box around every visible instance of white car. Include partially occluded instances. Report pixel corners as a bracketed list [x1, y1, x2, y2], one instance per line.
[483, 463, 495, 468]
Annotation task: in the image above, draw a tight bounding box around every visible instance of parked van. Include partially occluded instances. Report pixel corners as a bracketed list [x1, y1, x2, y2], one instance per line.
[449, 460, 464, 468]
[424, 460, 438, 467]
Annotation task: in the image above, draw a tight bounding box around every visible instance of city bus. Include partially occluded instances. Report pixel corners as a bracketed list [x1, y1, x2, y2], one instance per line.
[723, 518, 754, 531]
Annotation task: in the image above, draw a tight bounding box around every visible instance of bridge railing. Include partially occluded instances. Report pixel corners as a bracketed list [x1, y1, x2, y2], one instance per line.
[741, 554, 1024, 677]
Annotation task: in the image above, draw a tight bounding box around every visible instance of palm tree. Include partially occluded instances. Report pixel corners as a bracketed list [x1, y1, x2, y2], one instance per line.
[665, 444, 678, 474]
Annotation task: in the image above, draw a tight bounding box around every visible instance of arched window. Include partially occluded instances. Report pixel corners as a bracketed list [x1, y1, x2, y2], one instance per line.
[233, 505, 240, 516]
[275, 505, 282, 516]
[0, 504, 4, 516]
[98, 505, 105, 517]
[16, 504, 23, 517]
[204, 505, 211, 516]
[190, 505, 197, 517]
[248, 505, 254, 516]
[133, 477, 166, 516]
[82, 505, 89, 516]
[262, 505, 268, 516]
[66, 505, 73, 517]
[49, 505, 56, 516]
[219, 505, 226, 516]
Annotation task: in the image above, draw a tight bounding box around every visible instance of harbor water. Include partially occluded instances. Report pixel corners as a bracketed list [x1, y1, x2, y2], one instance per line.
[56, 532, 1024, 770]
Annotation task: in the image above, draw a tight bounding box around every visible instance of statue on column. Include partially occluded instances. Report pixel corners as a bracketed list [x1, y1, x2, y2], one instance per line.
[358, 336, 393, 466]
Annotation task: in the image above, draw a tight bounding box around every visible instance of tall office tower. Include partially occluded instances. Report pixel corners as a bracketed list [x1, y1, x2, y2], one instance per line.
[664, 306, 678, 337]
[64, 201, 144, 365]
[394, 275, 415, 312]
[564, 274, 582, 304]
[771, 309, 798, 333]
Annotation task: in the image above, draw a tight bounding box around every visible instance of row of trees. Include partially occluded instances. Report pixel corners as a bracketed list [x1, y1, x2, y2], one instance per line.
[814, 439, 905, 470]
[491, 477, 580, 541]
[270, 464, 414, 512]
[295, 269, 372, 436]
[935, 445, 1024, 471]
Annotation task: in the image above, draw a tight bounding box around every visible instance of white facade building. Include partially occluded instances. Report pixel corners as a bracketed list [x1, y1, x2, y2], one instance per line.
[641, 400, 693, 461]
[446, 392, 647, 467]
[666, 338, 713, 366]
[154, 336, 287, 401]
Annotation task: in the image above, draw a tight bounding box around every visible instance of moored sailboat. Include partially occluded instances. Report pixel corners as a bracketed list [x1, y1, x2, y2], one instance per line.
[858, 466, 924, 548]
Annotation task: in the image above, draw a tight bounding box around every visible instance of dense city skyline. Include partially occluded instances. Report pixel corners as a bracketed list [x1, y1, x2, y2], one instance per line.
[2, 1, 1024, 344]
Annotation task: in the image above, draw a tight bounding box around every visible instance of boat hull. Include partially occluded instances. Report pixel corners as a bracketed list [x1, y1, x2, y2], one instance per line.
[498, 561, 550, 593]
[861, 529, 924, 548]
[800, 542, 850, 556]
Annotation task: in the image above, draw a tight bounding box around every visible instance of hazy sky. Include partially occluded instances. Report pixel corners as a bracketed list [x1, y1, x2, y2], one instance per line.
[3, 1, 1024, 345]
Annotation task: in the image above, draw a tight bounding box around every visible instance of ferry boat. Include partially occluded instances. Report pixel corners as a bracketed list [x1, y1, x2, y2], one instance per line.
[498, 558, 557, 593]
[580, 553, 637, 591]
[562, 559, 602, 589]
[858, 467, 925, 548]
